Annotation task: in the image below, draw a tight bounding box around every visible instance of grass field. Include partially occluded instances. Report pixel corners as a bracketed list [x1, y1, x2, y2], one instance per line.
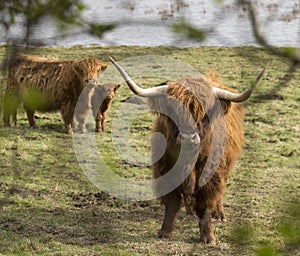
[0, 45, 299, 255]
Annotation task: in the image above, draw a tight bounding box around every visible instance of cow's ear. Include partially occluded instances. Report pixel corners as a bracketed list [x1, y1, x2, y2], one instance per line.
[219, 100, 231, 115]
[114, 84, 121, 92]
[100, 64, 108, 72]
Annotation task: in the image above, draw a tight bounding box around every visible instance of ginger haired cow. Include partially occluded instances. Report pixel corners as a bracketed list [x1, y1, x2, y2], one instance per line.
[3, 53, 108, 133]
[109, 57, 267, 243]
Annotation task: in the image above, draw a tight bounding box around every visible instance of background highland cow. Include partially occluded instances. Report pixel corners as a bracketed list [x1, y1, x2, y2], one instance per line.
[3, 53, 108, 133]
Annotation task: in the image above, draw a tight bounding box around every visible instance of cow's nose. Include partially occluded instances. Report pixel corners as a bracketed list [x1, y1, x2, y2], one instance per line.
[190, 133, 201, 144]
[176, 132, 200, 145]
[85, 79, 97, 85]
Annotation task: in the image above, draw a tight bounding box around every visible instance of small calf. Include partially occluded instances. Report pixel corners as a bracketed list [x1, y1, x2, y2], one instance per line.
[74, 82, 120, 133]
[92, 83, 121, 132]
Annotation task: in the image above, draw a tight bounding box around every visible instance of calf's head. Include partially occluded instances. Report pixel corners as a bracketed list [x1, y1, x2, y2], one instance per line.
[91, 83, 121, 112]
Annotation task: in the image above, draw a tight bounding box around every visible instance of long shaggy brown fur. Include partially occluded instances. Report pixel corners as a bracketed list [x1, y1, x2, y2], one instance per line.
[3, 53, 108, 133]
[149, 72, 244, 243]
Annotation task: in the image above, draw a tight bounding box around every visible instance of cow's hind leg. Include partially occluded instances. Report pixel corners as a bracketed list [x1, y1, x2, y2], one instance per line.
[158, 189, 181, 239]
[2, 97, 11, 126]
[3, 107, 11, 126]
[3, 91, 19, 126]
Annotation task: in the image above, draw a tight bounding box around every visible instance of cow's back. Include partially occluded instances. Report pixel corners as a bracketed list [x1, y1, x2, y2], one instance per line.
[7, 54, 77, 110]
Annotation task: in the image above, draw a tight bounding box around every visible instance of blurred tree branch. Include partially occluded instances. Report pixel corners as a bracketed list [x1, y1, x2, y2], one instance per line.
[0, 0, 116, 123]
[244, 0, 300, 65]
[172, 20, 206, 43]
[0, 0, 115, 46]
[171, 1, 299, 66]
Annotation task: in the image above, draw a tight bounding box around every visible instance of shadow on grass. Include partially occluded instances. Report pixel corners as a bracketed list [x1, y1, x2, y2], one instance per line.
[0, 184, 161, 250]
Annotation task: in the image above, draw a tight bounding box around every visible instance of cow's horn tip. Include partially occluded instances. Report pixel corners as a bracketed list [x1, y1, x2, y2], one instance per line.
[263, 63, 269, 71]
[260, 63, 269, 77]
[108, 56, 116, 63]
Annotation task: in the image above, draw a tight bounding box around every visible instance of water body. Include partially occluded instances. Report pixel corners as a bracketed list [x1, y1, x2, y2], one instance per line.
[1, 0, 299, 47]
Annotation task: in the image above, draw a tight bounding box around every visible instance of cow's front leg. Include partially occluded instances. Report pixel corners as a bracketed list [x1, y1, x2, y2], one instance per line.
[64, 120, 73, 134]
[76, 115, 87, 133]
[24, 107, 38, 128]
[198, 207, 215, 244]
[60, 104, 73, 134]
[101, 112, 106, 131]
[72, 116, 78, 131]
[12, 110, 18, 126]
[212, 197, 226, 222]
[158, 189, 181, 239]
[78, 120, 87, 133]
[94, 111, 103, 132]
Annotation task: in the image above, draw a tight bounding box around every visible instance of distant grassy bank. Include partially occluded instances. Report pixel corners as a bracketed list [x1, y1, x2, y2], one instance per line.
[0, 45, 299, 255]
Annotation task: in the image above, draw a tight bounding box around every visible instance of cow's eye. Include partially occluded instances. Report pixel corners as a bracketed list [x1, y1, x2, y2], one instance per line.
[173, 126, 179, 138]
[202, 114, 210, 125]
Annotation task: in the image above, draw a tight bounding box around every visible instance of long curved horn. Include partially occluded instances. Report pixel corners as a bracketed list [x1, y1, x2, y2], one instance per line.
[213, 64, 269, 102]
[109, 57, 168, 97]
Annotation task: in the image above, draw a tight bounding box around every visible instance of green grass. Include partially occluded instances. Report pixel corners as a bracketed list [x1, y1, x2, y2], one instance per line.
[0, 45, 299, 255]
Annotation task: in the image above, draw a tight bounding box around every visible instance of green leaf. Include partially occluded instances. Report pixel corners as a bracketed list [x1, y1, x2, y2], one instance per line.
[283, 47, 296, 59]
[172, 20, 206, 42]
[88, 23, 116, 38]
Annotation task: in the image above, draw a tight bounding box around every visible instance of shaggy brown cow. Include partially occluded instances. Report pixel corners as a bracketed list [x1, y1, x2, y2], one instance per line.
[73, 82, 120, 132]
[109, 57, 267, 243]
[3, 53, 108, 133]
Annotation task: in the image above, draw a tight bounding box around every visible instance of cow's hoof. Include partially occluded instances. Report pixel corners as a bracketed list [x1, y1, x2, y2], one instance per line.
[157, 230, 172, 239]
[66, 129, 73, 134]
[212, 210, 226, 222]
[200, 234, 216, 244]
[30, 125, 39, 129]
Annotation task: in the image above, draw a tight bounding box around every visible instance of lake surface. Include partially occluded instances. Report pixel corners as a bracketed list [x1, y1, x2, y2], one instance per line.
[1, 0, 299, 47]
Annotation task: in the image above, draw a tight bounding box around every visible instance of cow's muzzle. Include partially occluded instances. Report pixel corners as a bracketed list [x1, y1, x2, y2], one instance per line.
[176, 132, 200, 145]
[85, 79, 98, 85]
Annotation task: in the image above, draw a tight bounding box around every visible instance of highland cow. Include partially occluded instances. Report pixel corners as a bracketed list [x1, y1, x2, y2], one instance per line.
[3, 53, 108, 133]
[73, 82, 120, 133]
[109, 57, 267, 243]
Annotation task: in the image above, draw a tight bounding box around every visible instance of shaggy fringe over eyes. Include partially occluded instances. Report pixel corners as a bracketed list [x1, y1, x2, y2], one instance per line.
[148, 77, 216, 124]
